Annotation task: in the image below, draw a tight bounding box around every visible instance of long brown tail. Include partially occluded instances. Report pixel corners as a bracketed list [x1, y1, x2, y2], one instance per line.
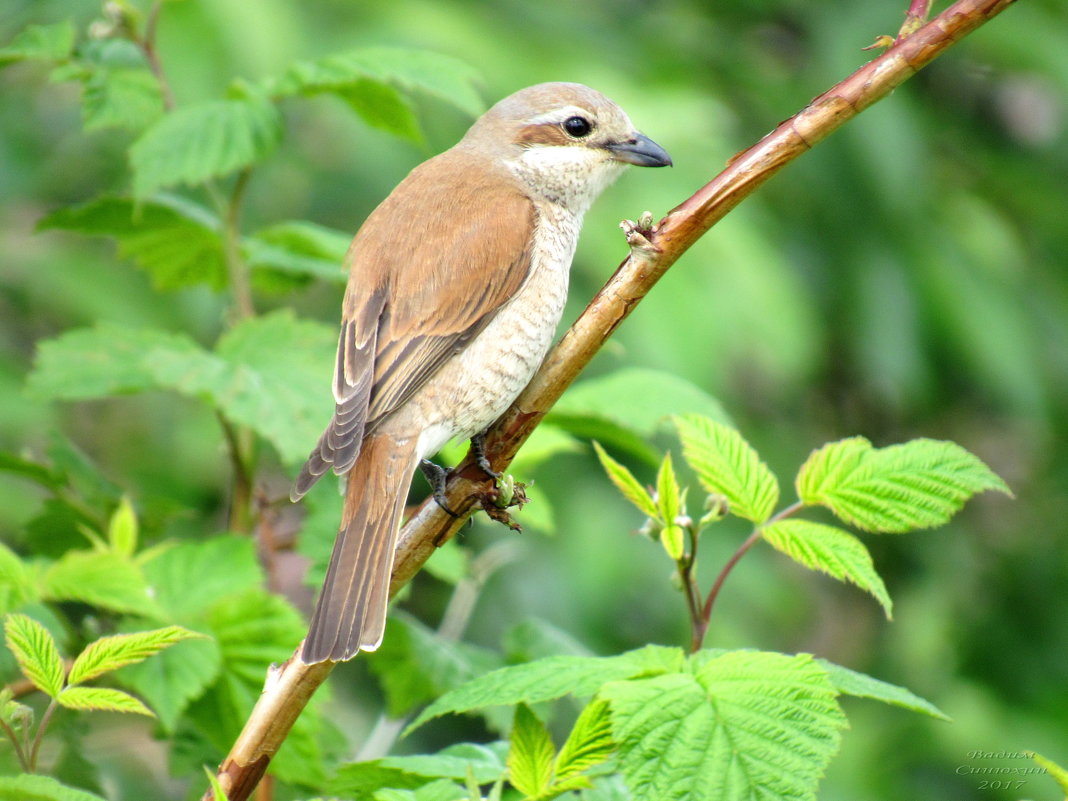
[302, 432, 418, 663]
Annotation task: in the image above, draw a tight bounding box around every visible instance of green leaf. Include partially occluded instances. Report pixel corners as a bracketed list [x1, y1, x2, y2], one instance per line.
[0, 774, 108, 801]
[203, 588, 306, 685]
[407, 646, 685, 735]
[3, 613, 65, 698]
[337, 78, 422, 141]
[113, 633, 220, 733]
[198, 310, 336, 464]
[56, 686, 153, 716]
[555, 699, 614, 781]
[796, 437, 1012, 533]
[106, 497, 138, 557]
[675, 416, 779, 523]
[141, 536, 264, 620]
[603, 651, 846, 801]
[202, 766, 231, 801]
[331, 743, 509, 793]
[67, 625, 205, 686]
[369, 614, 503, 718]
[41, 550, 157, 615]
[243, 220, 350, 284]
[816, 659, 949, 720]
[129, 96, 282, 197]
[276, 46, 483, 117]
[552, 368, 731, 465]
[592, 442, 658, 521]
[27, 313, 336, 465]
[507, 704, 555, 798]
[656, 453, 685, 560]
[38, 196, 226, 290]
[0, 21, 75, 66]
[1031, 752, 1068, 797]
[27, 323, 203, 400]
[0, 543, 37, 615]
[82, 66, 164, 133]
[762, 519, 892, 618]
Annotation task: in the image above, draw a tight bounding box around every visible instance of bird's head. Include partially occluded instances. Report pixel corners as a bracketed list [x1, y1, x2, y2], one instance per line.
[460, 82, 672, 214]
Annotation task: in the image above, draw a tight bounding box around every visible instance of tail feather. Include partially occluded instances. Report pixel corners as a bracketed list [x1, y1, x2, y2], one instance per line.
[301, 432, 417, 663]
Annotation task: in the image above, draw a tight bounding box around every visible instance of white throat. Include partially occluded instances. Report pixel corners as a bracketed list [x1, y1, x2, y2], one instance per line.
[507, 147, 626, 217]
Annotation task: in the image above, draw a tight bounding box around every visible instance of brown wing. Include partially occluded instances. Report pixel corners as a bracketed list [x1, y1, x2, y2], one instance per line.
[292, 150, 535, 500]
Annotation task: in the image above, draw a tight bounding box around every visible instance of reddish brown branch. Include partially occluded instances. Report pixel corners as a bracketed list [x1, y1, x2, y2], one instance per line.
[202, 0, 1018, 797]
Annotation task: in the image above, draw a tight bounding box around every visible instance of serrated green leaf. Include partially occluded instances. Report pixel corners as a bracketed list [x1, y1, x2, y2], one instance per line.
[3, 613, 65, 698]
[555, 699, 614, 781]
[27, 312, 335, 465]
[113, 632, 219, 732]
[592, 442, 658, 521]
[26, 323, 206, 400]
[130, 96, 282, 197]
[0, 21, 75, 66]
[0, 774, 108, 801]
[56, 686, 153, 716]
[82, 67, 164, 133]
[203, 588, 306, 685]
[38, 196, 226, 290]
[508, 704, 555, 798]
[675, 416, 779, 523]
[603, 650, 845, 801]
[1031, 752, 1068, 797]
[816, 659, 949, 720]
[41, 550, 157, 616]
[276, 47, 482, 117]
[407, 646, 685, 735]
[551, 368, 731, 465]
[142, 536, 263, 620]
[763, 519, 892, 618]
[67, 625, 205, 686]
[106, 497, 138, 557]
[796, 437, 1012, 533]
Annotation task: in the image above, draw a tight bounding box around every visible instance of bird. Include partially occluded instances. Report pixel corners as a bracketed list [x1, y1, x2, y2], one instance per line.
[292, 81, 671, 663]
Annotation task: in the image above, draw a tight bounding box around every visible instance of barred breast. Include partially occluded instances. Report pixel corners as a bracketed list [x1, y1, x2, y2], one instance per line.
[382, 203, 582, 460]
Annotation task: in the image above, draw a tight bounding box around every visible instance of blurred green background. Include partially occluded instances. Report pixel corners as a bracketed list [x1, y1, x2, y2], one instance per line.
[2, 0, 1066, 799]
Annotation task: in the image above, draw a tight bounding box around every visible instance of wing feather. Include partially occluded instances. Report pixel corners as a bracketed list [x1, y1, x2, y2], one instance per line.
[292, 149, 534, 500]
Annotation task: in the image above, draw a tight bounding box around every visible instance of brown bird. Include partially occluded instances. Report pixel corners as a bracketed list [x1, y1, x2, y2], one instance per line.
[292, 82, 671, 663]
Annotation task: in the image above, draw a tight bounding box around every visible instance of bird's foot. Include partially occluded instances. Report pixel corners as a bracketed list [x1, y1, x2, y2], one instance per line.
[470, 431, 500, 479]
[419, 459, 460, 517]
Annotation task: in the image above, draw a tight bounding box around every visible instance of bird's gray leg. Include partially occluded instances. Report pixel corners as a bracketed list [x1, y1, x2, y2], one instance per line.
[471, 430, 500, 479]
[419, 459, 459, 517]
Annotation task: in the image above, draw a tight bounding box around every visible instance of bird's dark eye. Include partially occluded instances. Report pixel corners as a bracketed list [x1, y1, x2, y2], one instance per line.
[562, 115, 593, 138]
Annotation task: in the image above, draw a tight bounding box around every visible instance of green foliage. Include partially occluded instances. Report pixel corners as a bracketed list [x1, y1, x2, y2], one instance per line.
[762, 519, 892, 617]
[0, 2, 1050, 799]
[38, 196, 226, 290]
[4, 614, 64, 698]
[1030, 753, 1068, 798]
[0, 774, 106, 801]
[796, 437, 1011, 533]
[674, 415, 779, 523]
[605, 651, 845, 801]
[129, 95, 282, 197]
[0, 21, 74, 65]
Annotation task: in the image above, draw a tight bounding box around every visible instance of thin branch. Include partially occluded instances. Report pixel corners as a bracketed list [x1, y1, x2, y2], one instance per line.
[218, 411, 254, 533]
[223, 168, 256, 321]
[201, 1, 1019, 797]
[0, 718, 29, 771]
[27, 698, 57, 773]
[139, 0, 176, 111]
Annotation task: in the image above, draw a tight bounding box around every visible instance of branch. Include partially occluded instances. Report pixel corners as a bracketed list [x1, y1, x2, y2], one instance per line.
[202, 1, 1018, 797]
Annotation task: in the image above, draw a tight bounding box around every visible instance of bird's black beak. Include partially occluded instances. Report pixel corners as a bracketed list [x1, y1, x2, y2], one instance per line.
[606, 133, 673, 167]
